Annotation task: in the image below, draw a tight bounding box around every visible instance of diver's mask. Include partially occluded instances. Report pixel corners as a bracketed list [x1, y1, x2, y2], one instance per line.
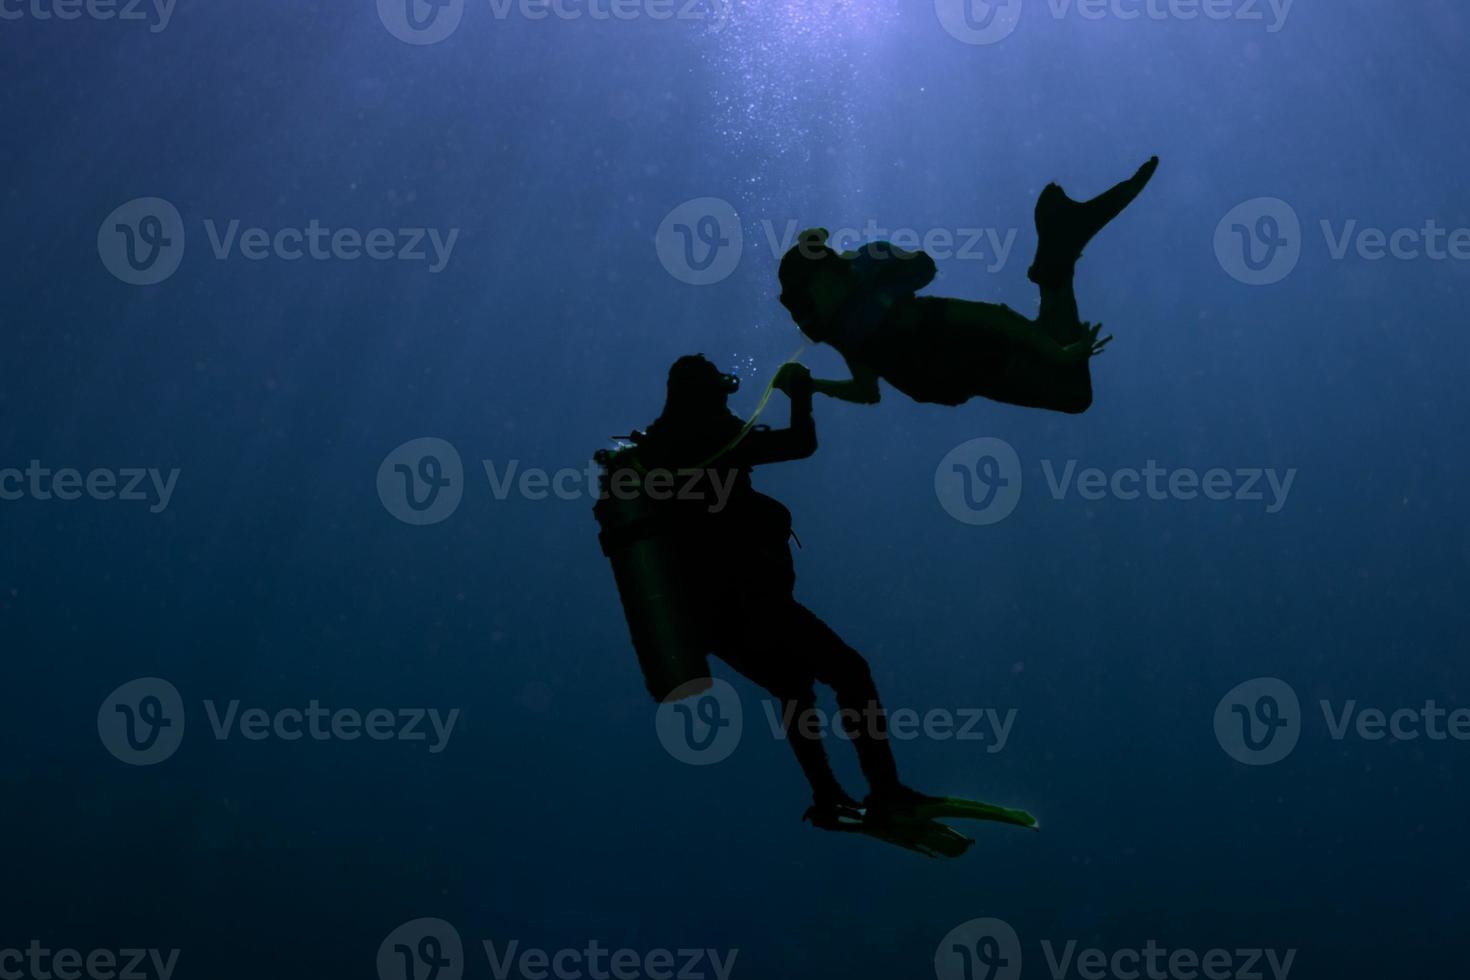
[667, 354, 740, 404]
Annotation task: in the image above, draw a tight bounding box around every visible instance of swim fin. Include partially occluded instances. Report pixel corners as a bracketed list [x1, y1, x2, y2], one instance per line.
[804, 804, 975, 860]
[1028, 156, 1160, 288]
[903, 796, 1040, 831]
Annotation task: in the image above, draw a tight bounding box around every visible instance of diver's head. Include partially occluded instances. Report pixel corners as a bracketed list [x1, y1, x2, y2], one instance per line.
[662, 354, 740, 418]
[778, 227, 852, 341]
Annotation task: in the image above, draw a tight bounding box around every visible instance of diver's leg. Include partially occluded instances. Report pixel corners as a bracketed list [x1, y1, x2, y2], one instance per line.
[1027, 156, 1159, 324]
[1005, 352, 1095, 415]
[1035, 281, 1084, 346]
[779, 690, 853, 807]
[710, 639, 851, 807]
[785, 603, 903, 795]
[785, 604, 950, 810]
[934, 298, 1096, 413]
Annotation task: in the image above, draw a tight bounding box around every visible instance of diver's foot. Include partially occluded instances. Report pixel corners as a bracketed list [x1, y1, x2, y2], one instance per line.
[804, 792, 864, 830]
[1028, 156, 1160, 287]
[863, 784, 943, 816]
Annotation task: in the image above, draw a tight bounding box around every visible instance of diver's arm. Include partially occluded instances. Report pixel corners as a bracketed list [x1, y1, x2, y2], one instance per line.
[737, 366, 818, 464]
[811, 359, 881, 405]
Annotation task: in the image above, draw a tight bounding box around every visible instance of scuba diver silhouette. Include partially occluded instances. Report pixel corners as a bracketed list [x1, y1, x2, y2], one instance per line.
[777, 156, 1159, 413]
[605, 355, 915, 819]
[594, 356, 1037, 855]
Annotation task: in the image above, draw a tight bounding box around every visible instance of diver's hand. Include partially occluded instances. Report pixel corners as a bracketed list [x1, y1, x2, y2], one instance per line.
[772, 362, 814, 396]
[1061, 323, 1113, 363]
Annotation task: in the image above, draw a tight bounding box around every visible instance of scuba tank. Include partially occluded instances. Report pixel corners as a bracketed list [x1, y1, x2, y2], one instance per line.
[593, 443, 712, 703]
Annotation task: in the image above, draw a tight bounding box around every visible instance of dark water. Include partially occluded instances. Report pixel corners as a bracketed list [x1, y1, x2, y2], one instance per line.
[3, 2, 1468, 978]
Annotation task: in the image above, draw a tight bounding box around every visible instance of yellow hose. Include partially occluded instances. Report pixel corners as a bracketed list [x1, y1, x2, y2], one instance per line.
[696, 344, 808, 469]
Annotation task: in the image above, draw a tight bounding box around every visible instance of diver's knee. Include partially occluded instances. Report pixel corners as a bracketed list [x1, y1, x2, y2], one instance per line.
[828, 647, 876, 693]
[1058, 384, 1093, 415]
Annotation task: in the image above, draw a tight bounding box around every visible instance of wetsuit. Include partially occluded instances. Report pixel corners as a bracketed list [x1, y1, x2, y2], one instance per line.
[832, 242, 1094, 412]
[634, 393, 901, 803]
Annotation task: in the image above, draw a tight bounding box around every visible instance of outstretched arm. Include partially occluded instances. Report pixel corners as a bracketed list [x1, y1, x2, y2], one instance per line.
[811, 358, 881, 405]
[734, 364, 818, 465]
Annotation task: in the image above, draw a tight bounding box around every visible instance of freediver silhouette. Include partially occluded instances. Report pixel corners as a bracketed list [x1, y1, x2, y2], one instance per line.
[778, 157, 1160, 413]
[594, 356, 1036, 857]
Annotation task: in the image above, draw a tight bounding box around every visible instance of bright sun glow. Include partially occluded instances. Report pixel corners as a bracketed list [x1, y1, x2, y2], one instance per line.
[703, 0, 899, 203]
